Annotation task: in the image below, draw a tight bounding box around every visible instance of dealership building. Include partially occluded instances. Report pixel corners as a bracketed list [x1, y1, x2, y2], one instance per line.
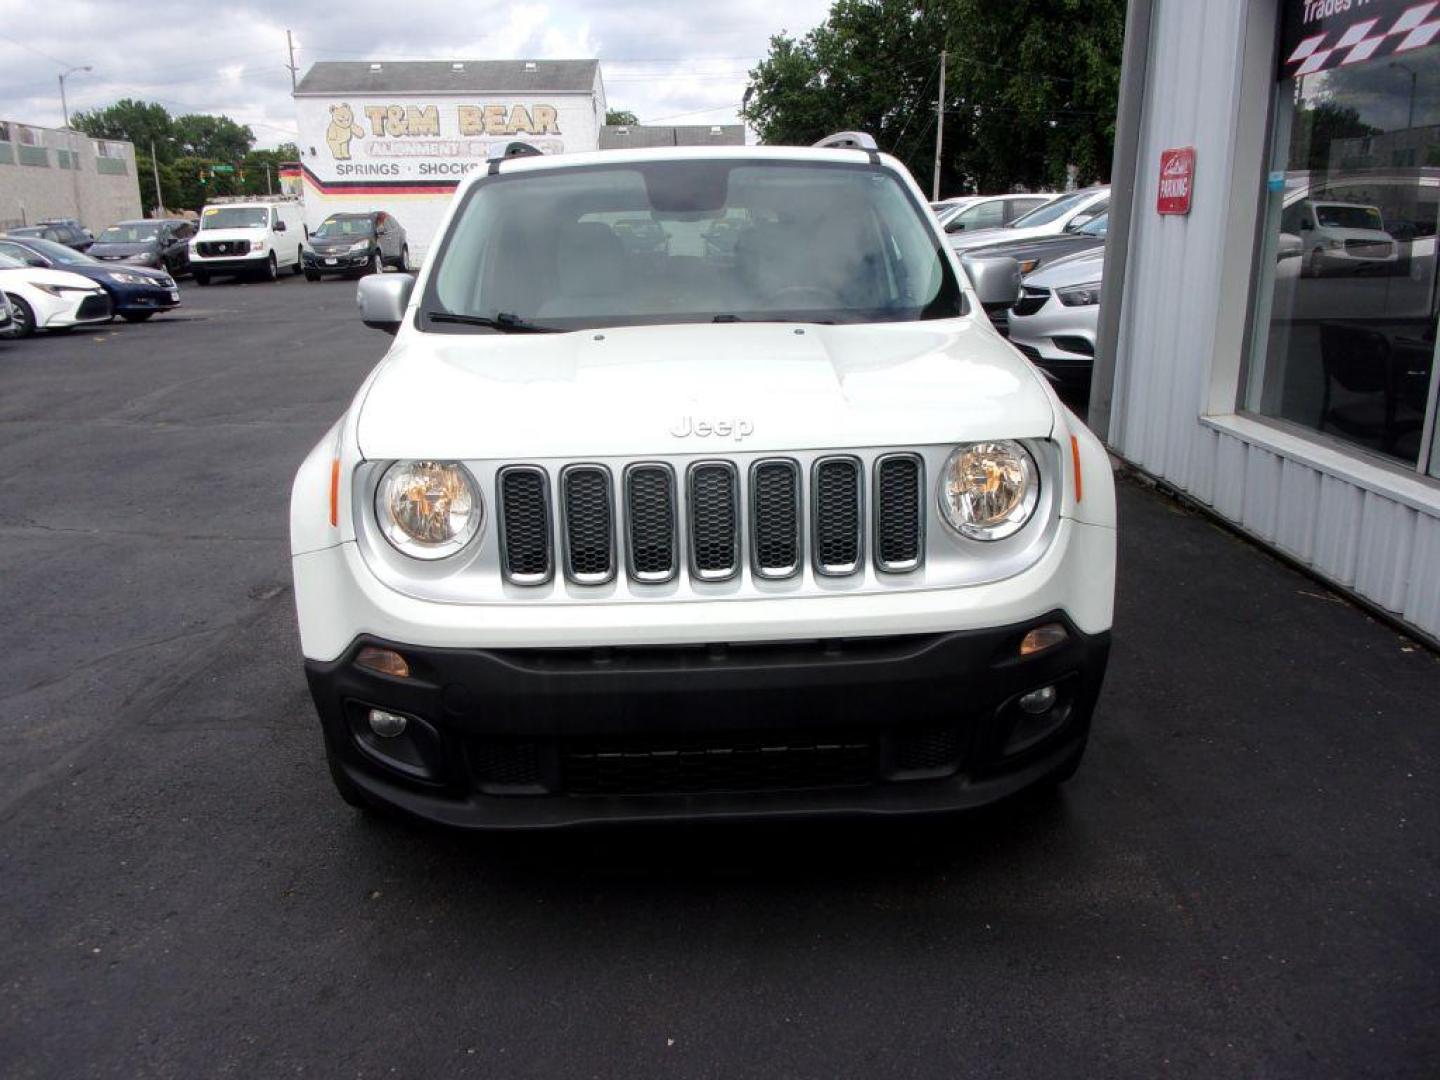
[0, 120, 141, 232]
[293, 59, 605, 259]
[1097, 0, 1440, 644]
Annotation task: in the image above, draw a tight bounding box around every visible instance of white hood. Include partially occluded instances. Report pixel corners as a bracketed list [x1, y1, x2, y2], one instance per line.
[0, 266, 103, 290]
[1024, 248, 1106, 289]
[356, 319, 1056, 460]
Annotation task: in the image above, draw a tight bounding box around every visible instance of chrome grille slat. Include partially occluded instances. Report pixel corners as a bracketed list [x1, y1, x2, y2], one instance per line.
[812, 456, 863, 576]
[687, 461, 740, 581]
[624, 463, 679, 583]
[750, 459, 802, 579]
[497, 466, 553, 584]
[560, 465, 616, 584]
[874, 453, 925, 573]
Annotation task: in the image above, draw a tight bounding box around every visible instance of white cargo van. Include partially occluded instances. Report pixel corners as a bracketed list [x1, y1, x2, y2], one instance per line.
[189, 195, 305, 285]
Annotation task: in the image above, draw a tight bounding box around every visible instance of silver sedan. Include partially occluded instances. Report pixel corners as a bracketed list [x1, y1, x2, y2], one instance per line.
[1006, 248, 1104, 388]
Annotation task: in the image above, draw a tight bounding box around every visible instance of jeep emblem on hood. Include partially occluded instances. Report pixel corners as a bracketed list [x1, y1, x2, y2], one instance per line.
[669, 416, 754, 441]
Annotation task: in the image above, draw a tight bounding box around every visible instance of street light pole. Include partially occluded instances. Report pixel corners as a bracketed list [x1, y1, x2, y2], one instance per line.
[57, 65, 92, 223]
[58, 64, 91, 130]
[1391, 61, 1418, 130]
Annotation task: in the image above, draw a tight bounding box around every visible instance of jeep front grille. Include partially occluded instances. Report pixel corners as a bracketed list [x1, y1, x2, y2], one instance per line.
[874, 454, 924, 573]
[812, 456, 863, 575]
[560, 465, 615, 583]
[492, 450, 930, 589]
[497, 466, 552, 584]
[749, 459, 801, 578]
[688, 461, 740, 580]
[624, 464, 678, 582]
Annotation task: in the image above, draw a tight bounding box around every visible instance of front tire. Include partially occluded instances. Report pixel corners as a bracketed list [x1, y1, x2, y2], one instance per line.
[5, 294, 35, 337]
[304, 270, 321, 282]
[120, 311, 155, 323]
[262, 253, 278, 282]
[194, 271, 211, 287]
[397, 245, 410, 273]
[365, 251, 382, 276]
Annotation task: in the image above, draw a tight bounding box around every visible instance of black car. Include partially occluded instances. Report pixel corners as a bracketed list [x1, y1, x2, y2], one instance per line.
[963, 214, 1108, 334]
[89, 219, 195, 277]
[0, 236, 180, 322]
[302, 212, 409, 280]
[4, 222, 92, 251]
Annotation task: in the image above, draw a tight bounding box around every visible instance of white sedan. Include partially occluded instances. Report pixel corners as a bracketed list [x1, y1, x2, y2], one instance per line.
[0, 252, 113, 337]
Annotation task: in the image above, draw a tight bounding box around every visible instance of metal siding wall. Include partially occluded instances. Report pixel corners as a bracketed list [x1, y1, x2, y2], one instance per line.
[1112, 0, 1440, 642]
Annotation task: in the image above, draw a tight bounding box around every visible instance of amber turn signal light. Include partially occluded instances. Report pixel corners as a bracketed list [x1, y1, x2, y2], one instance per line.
[1019, 623, 1069, 657]
[356, 646, 411, 678]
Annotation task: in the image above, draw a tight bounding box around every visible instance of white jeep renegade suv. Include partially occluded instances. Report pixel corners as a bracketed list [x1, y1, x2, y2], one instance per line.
[290, 134, 1116, 828]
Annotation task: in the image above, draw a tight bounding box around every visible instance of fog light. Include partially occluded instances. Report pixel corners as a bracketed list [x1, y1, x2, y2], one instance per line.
[1018, 685, 1057, 715]
[356, 646, 410, 678]
[1019, 623, 1069, 657]
[367, 708, 409, 738]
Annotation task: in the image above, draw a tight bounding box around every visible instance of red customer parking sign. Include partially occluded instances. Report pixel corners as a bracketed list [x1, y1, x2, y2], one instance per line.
[1157, 147, 1195, 215]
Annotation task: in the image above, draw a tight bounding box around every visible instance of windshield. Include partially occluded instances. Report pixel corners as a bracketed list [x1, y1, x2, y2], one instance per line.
[313, 215, 374, 238]
[1009, 191, 1094, 228]
[98, 223, 160, 243]
[201, 207, 270, 230]
[1315, 204, 1384, 230]
[14, 237, 95, 265]
[424, 160, 964, 331]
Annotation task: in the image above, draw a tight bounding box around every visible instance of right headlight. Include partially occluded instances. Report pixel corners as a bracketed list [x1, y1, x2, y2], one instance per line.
[376, 460, 483, 559]
[1056, 281, 1102, 307]
[939, 441, 1039, 541]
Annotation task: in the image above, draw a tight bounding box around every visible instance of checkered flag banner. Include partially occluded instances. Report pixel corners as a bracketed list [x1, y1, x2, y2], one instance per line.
[1286, 2, 1440, 76]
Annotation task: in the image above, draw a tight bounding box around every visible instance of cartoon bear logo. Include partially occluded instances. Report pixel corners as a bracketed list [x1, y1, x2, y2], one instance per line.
[325, 103, 365, 161]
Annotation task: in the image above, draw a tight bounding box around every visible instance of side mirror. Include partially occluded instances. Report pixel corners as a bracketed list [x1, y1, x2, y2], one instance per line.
[960, 254, 1023, 308]
[357, 272, 415, 335]
[273, 220, 287, 232]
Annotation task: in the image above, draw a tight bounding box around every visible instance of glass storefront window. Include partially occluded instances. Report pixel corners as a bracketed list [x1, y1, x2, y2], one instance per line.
[1247, 15, 1440, 478]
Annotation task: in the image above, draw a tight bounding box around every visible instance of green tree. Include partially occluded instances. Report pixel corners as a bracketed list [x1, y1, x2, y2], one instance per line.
[605, 109, 640, 126]
[173, 113, 255, 161]
[742, 0, 1125, 195]
[72, 99, 176, 162]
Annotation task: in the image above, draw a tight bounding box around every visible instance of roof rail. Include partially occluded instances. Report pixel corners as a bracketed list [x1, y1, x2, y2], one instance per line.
[488, 140, 543, 161]
[487, 140, 544, 175]
[813, 131, 878, 152]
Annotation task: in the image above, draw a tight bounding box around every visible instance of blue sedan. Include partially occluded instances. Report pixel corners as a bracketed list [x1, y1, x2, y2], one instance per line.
[0, 235, 180, 322]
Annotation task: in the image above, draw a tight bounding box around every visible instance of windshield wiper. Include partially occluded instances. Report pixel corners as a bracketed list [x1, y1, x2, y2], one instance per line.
[424, 311, 562, 333]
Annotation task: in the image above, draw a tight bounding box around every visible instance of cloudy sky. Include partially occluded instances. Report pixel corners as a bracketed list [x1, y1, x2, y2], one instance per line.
[0, 0, 832, 146]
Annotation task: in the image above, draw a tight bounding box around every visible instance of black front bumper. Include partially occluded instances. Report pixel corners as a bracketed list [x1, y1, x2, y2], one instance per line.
[192, 257, 265, 274]
[303, 250, 371, 273]
[305, 613, 1110, 829]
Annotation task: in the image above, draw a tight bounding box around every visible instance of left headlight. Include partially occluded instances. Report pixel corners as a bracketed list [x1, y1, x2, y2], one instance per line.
[939, 441, 1039, 541]
[1057, 281, 1102, 307]
[107, 271, 151, 284]
[348, 240, 371, 253]
[376, 460, 482, 559]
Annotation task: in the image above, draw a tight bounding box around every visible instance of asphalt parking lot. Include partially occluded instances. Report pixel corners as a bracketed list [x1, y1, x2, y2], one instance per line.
[1, 276, 1437, 1078]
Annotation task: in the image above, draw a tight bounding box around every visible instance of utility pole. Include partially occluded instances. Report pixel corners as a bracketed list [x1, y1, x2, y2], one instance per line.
[151, 141, 165, 218]
[265, 161, 273, 195]
[931, 50, 946, 201]
[58, 65, 91, 221]
[286, 30, 299, 93]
